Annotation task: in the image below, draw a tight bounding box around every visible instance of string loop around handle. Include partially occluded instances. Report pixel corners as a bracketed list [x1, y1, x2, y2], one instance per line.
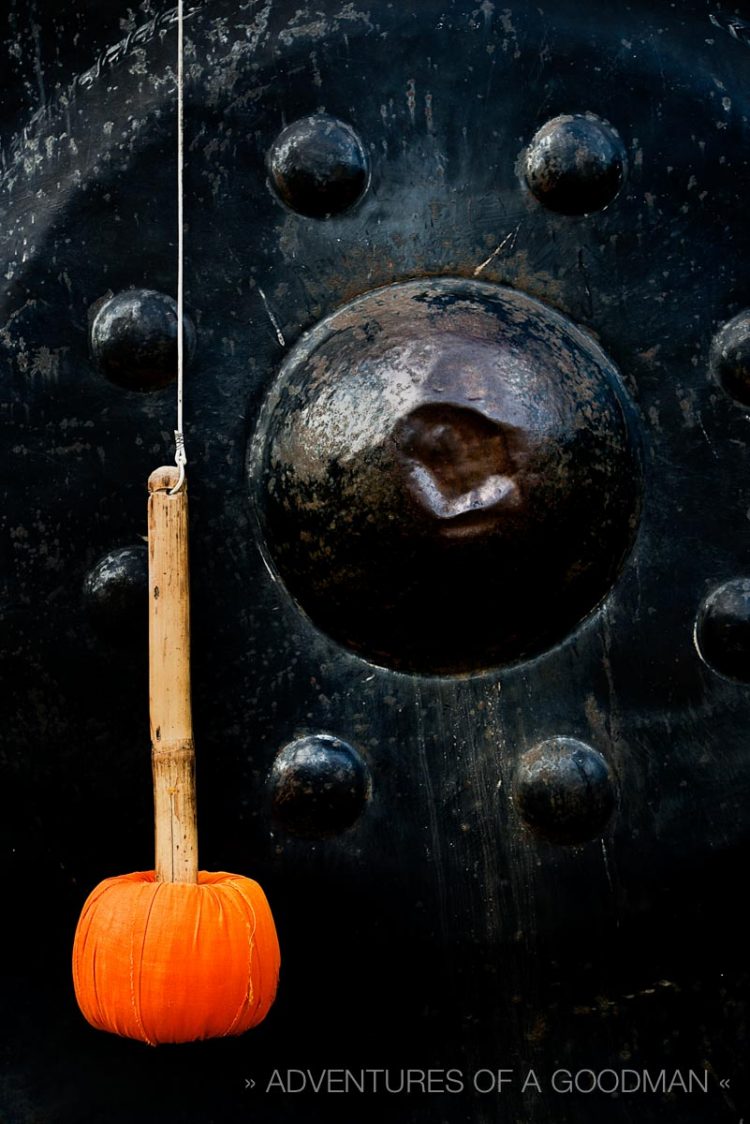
[170, 430, 187, 495]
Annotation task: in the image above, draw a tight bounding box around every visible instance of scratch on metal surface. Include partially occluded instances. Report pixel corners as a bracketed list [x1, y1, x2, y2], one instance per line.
[698, 413, 719, 460]
[424, 92, 434, 133]
[577, 246, 594, 318]
[473, 225, 519, 275]
[709, 12, 750, 48]
[259, 551, 278, 584]
[406, 78, 417, 124]
[258, 288, 286, 347]
[460, 687, 502, 937]
[598, 606, 622, 749]
[600, 838, 615, 901]
[414, 683, 450, 937]
[31, 21, 46, 108]
[480, 1, 495, 28]
[278, 6, 373, 47]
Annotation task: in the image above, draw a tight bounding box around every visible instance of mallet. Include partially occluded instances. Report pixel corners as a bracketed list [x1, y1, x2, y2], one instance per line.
[72, 467, 280, 1045]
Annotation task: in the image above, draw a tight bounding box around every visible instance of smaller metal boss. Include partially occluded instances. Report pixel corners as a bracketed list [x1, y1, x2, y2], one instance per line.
[267, 113, 370, 219]
[523, 113, 627, 216]
[709, 311, 750, 408]
[90, 288, 195, 392]
[514, 737, 616, 845]
[82, 545, 148, 641]
[269, 734, 371, 839]
[695, 578, 750, 683]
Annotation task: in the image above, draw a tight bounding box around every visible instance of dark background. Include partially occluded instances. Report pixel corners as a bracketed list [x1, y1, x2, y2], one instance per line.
[1, 1, 748, 1121]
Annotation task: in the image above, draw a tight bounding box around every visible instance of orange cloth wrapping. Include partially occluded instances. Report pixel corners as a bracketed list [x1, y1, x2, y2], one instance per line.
[72, 870, 280, 1045]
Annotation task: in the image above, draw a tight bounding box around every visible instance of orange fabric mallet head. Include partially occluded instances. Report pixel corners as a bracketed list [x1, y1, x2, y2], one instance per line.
[72, 468, 280, 1044]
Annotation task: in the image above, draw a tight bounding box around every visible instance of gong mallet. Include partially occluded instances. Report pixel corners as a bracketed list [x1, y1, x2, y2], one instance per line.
[72, 467, 280, 1045]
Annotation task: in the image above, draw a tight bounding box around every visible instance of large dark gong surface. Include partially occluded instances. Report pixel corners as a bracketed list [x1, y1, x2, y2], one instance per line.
[1, 2, 749, 1123]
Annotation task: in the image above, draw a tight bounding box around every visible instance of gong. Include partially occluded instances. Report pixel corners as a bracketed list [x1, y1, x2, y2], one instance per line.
[0, 1, 748, 1121]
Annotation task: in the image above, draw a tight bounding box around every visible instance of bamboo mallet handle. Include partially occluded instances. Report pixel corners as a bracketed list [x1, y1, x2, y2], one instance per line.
[148, 466, 198, 884]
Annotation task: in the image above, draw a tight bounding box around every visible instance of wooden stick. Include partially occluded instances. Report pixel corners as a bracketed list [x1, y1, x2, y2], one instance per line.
[148, 466, 198, 883]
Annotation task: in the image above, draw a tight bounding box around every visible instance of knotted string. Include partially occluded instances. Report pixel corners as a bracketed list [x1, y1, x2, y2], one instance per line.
[170, 0, 187, 495]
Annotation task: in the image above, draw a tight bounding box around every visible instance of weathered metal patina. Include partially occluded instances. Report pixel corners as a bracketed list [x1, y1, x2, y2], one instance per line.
[251, 277, 642, 673]
[0, 1, 748, 1121]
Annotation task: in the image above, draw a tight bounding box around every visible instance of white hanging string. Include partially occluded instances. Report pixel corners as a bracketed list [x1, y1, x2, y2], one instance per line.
[170, 0, 187, 495]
